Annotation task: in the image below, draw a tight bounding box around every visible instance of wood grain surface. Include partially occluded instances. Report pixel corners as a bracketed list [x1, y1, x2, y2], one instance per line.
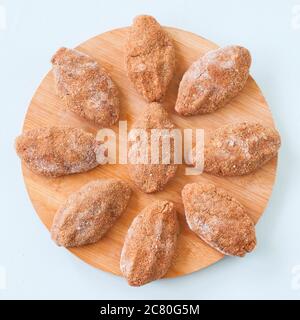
[21, 27, 278, 278]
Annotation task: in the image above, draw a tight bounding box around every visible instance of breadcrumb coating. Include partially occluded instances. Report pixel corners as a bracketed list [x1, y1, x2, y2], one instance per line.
[175, 46, 251, 115]
[125, 15, 175, 102]
[120, 200, 179, 286]
[128, 102, 178, 193]
[204, 122, 281, 176]
[51, 179, 132, 247]
[15, 127, 98, 177]
[52, 47, 120, 127]
[182, 183, 256, 257]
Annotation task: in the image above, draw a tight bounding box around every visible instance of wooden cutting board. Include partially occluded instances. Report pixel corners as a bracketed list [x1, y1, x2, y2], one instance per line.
[21, 27, 278, 278]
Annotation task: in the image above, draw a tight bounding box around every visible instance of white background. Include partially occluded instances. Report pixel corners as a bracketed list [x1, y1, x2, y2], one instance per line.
[0, 0, 299, 300]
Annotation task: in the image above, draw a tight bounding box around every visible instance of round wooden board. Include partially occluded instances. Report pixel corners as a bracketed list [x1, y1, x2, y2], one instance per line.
[22, 27, 278, 279]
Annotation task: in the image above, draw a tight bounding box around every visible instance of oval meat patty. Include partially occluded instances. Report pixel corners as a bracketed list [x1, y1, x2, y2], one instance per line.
[182, 183, 256, 257]
[51, 47, 120, 128]
[15, 127, 98, 177]
[51, 179, 132, 247]
[125, 15, 175, 102]
[204, 122, 281, 176]
[120, 200, 179, 286]
[128, 102, 178, 193]
[175, 45, 251, 116]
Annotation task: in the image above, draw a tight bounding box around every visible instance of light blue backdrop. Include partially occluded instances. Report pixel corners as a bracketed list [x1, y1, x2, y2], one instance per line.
[0, 0, 299, 299]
